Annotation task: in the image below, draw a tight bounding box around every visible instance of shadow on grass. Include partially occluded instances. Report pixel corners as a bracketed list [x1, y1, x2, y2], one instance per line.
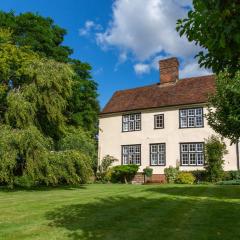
[46, 188, 240, 240]
[0, 184, 87, 192]
[146, 185, 240, 199]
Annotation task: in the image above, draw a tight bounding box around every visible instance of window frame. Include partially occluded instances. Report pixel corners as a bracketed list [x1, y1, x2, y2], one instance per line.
[121, 144, 141, 165]
[149, 143, 166, 166]
[154, 114, 164, 129]
[122, 113, 141, 132]
[180, 142, 205, 166]
[179, 107, 204, 129]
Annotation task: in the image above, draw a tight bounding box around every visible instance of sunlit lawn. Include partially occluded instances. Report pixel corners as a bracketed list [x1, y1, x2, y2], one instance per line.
[0, 184, 240, 240]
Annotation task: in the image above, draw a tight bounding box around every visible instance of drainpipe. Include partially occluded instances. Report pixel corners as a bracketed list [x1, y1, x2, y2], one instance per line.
[237, 141, 239, 170]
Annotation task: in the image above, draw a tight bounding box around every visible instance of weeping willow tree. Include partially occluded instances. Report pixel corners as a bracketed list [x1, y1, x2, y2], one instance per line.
[0, 30, 93, 187]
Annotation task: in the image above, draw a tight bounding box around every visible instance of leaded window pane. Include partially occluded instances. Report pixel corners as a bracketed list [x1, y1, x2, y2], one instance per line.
[188, 117, 195, 127]
[122, 145, 141, 165]
[122, 113, 141, 132]
[180, 143, 204, 166]
[180, 108, 203, 128]
[154, 114, 164, 129]
[150, 143, 165, 166]
[181, 117, 187, 128]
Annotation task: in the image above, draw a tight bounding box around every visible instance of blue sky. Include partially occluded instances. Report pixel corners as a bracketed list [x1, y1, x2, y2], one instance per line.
[0, 0, 210, 108]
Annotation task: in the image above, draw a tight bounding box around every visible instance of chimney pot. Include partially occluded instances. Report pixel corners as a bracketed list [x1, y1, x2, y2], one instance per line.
[159, 57, 179, 84]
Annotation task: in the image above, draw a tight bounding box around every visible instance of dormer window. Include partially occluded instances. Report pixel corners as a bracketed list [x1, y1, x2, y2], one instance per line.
[179, 107, 204, 128]
[122, 113, 141, 132]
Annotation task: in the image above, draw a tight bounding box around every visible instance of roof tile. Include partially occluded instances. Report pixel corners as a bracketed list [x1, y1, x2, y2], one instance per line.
[101, 75, 215, 115]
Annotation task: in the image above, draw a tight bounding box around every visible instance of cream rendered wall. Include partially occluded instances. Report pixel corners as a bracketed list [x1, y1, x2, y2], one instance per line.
[98, 104, 238, 174]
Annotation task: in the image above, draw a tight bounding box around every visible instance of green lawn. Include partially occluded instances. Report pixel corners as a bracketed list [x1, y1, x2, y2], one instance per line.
[0, 184, 240, 240]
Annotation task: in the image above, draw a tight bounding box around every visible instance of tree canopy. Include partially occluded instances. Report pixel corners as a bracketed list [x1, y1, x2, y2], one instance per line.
[0, 11, 72, 61]
[177, 0, 240, 74]
[0, 11, 99, 136]
[207, 71, 240, 144]
[0, 29, 94, 187]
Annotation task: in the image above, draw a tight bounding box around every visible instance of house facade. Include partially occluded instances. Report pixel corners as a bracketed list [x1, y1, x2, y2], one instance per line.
[98, 58, 240, 182]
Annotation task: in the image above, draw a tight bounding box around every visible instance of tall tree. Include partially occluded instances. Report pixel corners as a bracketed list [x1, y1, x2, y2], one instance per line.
[207, 71, 240, 144]
[0, 11, 72, 61]
[0, 11, 99, 135]
[0, 30, 93, 187]
[177, 0, 240, 75]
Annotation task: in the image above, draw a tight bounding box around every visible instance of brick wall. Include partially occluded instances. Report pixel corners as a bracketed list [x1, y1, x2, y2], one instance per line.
[132, 173, 166, 184]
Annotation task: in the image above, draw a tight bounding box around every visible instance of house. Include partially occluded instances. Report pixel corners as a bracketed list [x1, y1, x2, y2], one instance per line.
[98, 57, 240, 182]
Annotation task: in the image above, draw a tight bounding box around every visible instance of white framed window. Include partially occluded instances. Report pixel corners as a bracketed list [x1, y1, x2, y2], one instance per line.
[122, 145, 141, 165]
[154, 114, 164, 129]
[122, 113, 141, 132]
[179, 108, 204, 128]
[150, 143, 166, 166]
[180, 142, 204, 166]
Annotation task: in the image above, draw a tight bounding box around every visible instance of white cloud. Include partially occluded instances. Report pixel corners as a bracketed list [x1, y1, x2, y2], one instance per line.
[180, 61, 211, 78]
[94, 0, 210, 77]
[79, 20, 102, 36]
[134, 63, 151, 75]
[97, 0, 199, 61]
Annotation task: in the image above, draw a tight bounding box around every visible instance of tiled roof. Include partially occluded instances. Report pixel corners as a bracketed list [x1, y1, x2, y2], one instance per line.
[101, 75, 215, 115]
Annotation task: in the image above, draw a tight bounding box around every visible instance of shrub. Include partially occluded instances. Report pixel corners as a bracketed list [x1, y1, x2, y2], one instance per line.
[99, 155, 118, 173]
[143, 167, 153, 177]
[217, 179, 240, 185]
[111, 165, 139, 183]
[205, 135, 228, 182]
[14, 175, 36, 188]
[228, 170, 240, 180]
[176, 172, 195, 184]
[164, 166, 179, 183]
[58, 127, 97, 172]
[45, 150, 93, 185]
[189, 170, 208, 183]
[97, 155, 118, 182]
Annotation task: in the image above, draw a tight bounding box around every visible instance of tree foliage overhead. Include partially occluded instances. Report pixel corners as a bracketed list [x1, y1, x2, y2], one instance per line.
[177, 0, 240, 74]
[0, 30, 94, 187]
[0, 11, 99, 135]
[0, 30, 73, 139]
[206, 71, 240, 144]
[0, 11, 72, 62]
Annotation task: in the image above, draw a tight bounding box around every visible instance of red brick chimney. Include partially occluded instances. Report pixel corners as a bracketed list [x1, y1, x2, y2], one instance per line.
[159, 57, 179, 84]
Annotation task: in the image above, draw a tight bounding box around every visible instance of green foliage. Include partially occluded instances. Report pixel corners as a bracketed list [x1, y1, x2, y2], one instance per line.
[189, 170, 207, 183]
[14, 175, 35, 188]
[217, 179, 240, 185]
[0, 11, 100, 136]
[67, 60, 99, 135]
[206, 71, 240, 143]
[99, 155, 118, 173]
[0, 33, 74, 139]
[58, 127, 97, 169]
[45, 150, 93, 186]
[164, 166, 179, 184]
[97, 155, 118, 182]
[176, 172, 195, 184]
[111, 165, 139, 184]
[224, 171, 240, 180]
[177, 0, 240, 74]
[143, 167, 153, 177]
[0, 124, 51, 187]
[0, 124, 93, 187]
[0, 31, 93, 187]
[0, 11, 72, 61]
[204, 135, 228, 182]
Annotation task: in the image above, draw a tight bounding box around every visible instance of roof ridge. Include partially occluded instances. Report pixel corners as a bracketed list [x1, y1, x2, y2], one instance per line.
[180, 74, 215, 81]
